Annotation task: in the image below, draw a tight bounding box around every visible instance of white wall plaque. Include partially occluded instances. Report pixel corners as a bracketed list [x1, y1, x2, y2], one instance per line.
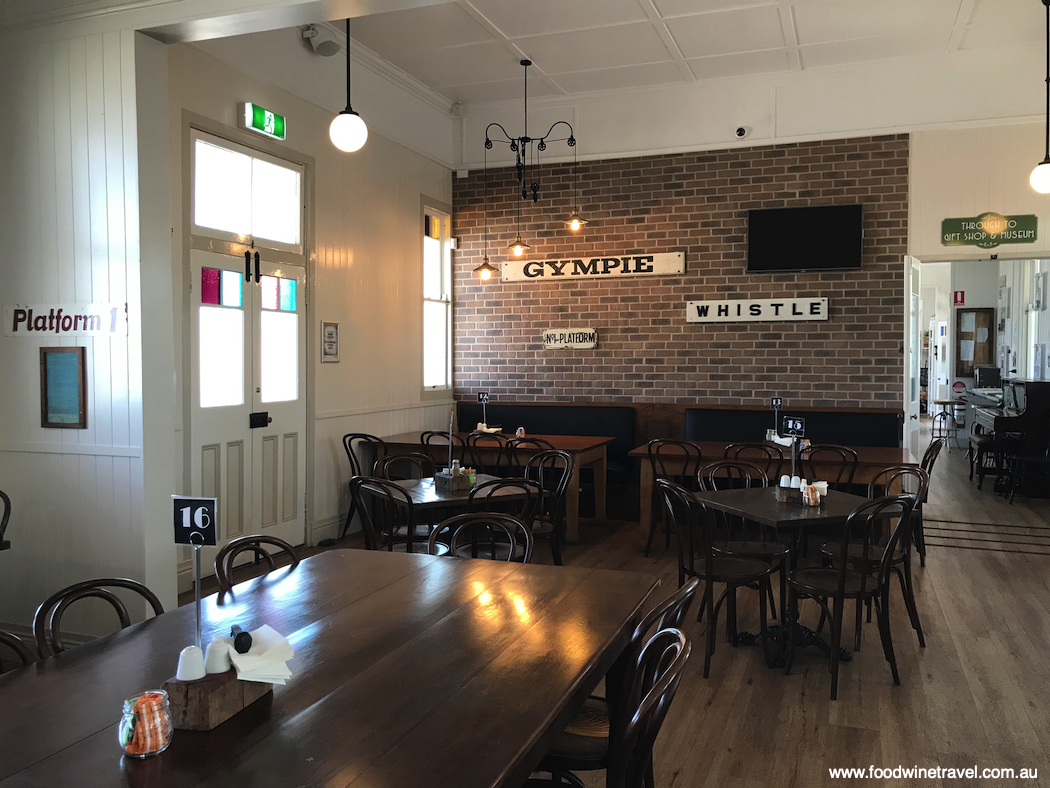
[4, 303, 127, 336]
[686, 298, 829, 323]
[543, 328, 597, 349]
[502, 252, 684, 282]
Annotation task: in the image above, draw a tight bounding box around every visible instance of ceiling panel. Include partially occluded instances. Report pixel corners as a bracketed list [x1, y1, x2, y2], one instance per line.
[467, 0, 649, 39]
[687, 48, 790, 80]
[800, 31, 951, 70]
[793, 0, 961, 46]
[441, 77, 560, 104]
[516, 22, 673, 74]
[968, 0, 1041, 27]
[386, 41, 527, 87]
[552, 61, 687, 94]
[960, 24, 1043, 50]
[666, 6, 785, 58]
[348, 4, 493, 56]
[654, 0, 776, 17]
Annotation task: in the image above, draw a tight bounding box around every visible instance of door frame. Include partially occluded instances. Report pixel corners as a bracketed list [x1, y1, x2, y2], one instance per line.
[904, 255, 922, 457]
[179, 110, 316, 590]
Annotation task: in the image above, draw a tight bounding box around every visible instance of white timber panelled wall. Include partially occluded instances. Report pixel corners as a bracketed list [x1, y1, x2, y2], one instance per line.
[169, 44, 453, 546]
[0, 31, 177, 635]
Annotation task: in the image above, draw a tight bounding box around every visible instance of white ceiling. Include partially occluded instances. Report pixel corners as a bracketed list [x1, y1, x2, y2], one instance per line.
[341, 0, 1045, 106]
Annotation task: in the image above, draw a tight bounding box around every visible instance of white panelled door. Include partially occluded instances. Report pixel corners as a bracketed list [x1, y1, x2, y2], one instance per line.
[905, 256, 922, 456]
[190, 249, 306, 574]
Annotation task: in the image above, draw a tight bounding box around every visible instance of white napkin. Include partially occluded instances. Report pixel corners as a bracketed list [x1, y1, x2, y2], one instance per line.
[227, 625, 295, 684]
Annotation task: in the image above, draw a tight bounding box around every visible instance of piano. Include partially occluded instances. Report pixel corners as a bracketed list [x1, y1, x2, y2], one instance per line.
[974, 380, 1050, 455]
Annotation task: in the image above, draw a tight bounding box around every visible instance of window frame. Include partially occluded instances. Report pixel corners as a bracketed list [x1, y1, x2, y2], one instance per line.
[421, 201, 453, 394]
[190, 128, 305, 255]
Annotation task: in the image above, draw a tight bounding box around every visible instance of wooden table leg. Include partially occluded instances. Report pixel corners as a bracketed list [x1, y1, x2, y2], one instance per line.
[639, 461, 653, 539]
[565, 458, 582, 544]
[593, 447, 607, 522]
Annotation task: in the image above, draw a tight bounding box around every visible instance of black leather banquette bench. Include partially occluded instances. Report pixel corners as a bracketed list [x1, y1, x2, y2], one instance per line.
[456, 401, 634, 480]
[684, 406, 902, 448]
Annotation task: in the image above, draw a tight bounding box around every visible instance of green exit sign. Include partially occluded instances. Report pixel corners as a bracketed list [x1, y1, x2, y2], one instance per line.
[241, 102, 286, 141]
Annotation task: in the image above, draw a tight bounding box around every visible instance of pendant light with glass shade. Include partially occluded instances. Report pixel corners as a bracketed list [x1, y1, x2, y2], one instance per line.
[329, 19, 368, 153]
[473, 157, 500, 280]
[1031, 0, 1050, 193]
[564, 140, 588, 232]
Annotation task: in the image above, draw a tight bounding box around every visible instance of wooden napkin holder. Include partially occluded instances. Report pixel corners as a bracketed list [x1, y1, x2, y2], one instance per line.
[162, 670, 272, 731]
[435, 470, 471, 492]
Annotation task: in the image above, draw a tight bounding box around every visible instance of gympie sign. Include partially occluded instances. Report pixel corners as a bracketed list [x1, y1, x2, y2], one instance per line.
[686, 298, 829, 323]
[501, 252, 684, 282]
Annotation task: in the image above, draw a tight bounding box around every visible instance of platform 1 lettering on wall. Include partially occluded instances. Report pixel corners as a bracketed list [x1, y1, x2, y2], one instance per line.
[503, 252, 684, 283]
[686, 298, 829, 323]
[543, 328, 597, 349]
[4, 303, 127, 336]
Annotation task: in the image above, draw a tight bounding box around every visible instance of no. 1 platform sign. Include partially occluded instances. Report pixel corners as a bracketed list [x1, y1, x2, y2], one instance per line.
[173, 496, 217, 547]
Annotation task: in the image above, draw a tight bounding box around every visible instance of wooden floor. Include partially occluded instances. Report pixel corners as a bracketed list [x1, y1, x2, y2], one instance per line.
[185, 423, 1050, 787]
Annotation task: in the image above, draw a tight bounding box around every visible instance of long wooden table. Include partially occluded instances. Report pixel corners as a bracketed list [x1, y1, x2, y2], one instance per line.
[382, 432, 615, 543]
[0, 550, 658, 787]
[631, 441, 918, 539]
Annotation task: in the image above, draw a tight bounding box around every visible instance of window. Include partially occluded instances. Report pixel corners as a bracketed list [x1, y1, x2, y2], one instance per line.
[191, 130, 304, 253]
[198, 267, 245, 408]
[423, 210, 452, 390]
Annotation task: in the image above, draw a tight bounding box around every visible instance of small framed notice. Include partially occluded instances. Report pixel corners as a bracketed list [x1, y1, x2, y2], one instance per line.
[40, 347, 87, 429]
[321, 321, 339, 363]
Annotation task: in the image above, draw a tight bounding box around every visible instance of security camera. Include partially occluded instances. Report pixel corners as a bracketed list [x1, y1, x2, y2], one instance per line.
[735, 126, 751, 139]
[303, 25, 341, 56]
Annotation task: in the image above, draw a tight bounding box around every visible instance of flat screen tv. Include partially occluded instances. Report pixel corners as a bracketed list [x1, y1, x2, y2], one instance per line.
[747, 204, 864, 273]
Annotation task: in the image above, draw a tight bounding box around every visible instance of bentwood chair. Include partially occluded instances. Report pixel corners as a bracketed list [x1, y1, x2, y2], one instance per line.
[467, 431, 509, 476]
[819, 466, 929, 652]
[420, 430, 470, 468]
[214, 535, 301, 594]
[33, 579, 165, 658]
[724, 442, 783, 481]
[798, 444, 859, 492]
[915, 437, 946, 565]
[538, 577, 699, 788]
[374, 451, 435, 480]
[351, 476, 445, 555]
[506, 437, 556, 474]
[0, 630, 34, 673]
[698, 460, 788, 622]
[428, 512, 534, 563]
[341, 433, 386, 539]
[658, 479, 774, 678]
[644, 439, 704, 557]
[789, 494, 919, 700]
[524, 449, 574, 565]
[0, 489, 11, 551]
[469, 477, 541, 523]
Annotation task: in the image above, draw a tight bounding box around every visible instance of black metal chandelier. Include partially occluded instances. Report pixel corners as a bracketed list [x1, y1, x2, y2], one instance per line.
[474, 59, 586, 280]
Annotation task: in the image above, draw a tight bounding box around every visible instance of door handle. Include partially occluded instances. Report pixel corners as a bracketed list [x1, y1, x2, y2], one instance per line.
[249, 411, 271, 428]
[244, 251, 251, 282]
[910, 414, 918, 420]
[254, 252, 261, 284]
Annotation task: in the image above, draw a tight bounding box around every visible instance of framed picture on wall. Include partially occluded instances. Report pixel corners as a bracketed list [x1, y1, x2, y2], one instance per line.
[39, 347, 87, 429]
[955, 308, 994, 378]
[321, 321, 339, 363]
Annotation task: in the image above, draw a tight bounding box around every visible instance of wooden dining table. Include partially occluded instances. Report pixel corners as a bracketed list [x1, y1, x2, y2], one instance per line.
[0, 549, 658, 788]
[631, 440, 917, 540]
[382, 432, 616, 543]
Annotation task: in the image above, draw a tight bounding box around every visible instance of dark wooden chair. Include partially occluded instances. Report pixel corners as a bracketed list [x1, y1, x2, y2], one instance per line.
[466, 431, 508, 476]
[915, 437, 945, 565]
[789, 494, 919, 700]
[0, 629, 34, 673]
[698, 459, 788, 622]
[537, 577, 699, 788]
[428, 512, 534, 563]
[819, 466, 929, 652]
[469, 477, 541, 523]
[420, 430, 470, 468]
[341, 433, 386, 539]
[0, 489, 11, 551]
[505, 437, 556, 474]
[33, 578, 165, 658]
[374, 451, 435, 480]
[724, 442, 783, 481]
[657, 479, 774, 678]
[1003, 409, 1050, 504]
[350, 476, 443, 555]
[644, 439, 704, 557]
[798, 444, 859, 491]
[214, 535, 301, 594]
[524, 449, 574, 565]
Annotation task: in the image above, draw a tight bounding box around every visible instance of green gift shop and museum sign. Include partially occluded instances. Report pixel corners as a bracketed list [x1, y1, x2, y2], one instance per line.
[941, 212, 1037, 249]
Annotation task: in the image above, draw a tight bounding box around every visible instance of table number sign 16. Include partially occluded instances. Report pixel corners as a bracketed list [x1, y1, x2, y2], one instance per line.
[173, 496, 217, 547]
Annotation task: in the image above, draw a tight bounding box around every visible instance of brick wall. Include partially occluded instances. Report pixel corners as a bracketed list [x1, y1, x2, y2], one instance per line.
[452, 134, 908, 408]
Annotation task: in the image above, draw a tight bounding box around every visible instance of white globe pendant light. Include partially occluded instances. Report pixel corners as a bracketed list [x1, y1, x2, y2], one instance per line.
[330, 18, 367, 153]
[1032, 0, 1050, 193]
